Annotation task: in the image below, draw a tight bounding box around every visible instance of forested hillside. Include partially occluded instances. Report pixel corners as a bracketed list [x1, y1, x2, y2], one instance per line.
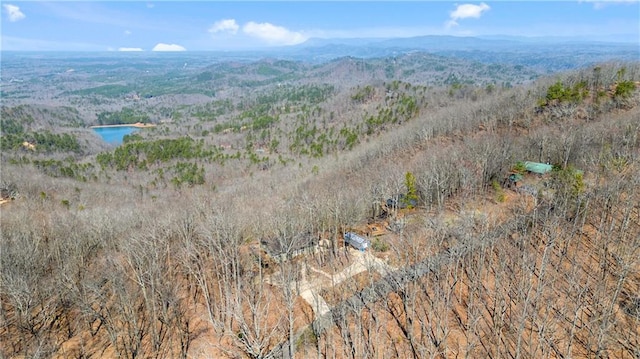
[1, 51, 639, 358]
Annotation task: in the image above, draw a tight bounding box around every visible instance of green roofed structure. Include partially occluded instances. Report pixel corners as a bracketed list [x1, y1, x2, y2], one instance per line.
[524, 161, 553, 175]
[509, 173, 524, 183]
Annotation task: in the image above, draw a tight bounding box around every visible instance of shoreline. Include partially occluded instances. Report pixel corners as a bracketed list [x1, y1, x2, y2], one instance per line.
[90, 122, 156, 129]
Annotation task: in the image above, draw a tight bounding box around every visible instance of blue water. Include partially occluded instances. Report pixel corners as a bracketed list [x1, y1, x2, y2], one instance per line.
[93, 126, 139, 145]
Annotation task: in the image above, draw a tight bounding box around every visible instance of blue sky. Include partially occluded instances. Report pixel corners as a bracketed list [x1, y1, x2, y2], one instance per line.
[2, 1, 639, 51]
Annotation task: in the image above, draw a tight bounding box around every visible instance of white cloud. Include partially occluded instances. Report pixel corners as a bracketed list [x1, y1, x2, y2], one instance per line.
[448, 2, 490, 27]
[242, 21, 307, 45]
[152, 43, 186, 51]
[118, 47, 143, 51]
[450, 2, 491, 20]
[3, 4, 25, 22]
[209, 19, 239, 35]
[124, 30, 132, 36]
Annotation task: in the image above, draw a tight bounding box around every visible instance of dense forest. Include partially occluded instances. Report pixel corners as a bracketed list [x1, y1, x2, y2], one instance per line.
[1, 48, 639, 358]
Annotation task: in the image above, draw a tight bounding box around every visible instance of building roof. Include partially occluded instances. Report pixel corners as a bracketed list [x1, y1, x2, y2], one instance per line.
[524, 161, 553, 175]
[345, 232, 367, 244]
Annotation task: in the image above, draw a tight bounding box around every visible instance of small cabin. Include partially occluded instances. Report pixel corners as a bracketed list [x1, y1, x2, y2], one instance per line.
[344, 232, 370, 251]
[524, 161, 553, 175]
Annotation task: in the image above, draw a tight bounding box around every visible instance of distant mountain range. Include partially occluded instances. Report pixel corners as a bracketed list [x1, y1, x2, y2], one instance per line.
[300, 33, 640, 47]
[270, 34, 640, 71]
[290, 34, 639, 54]
[476, 34, 640, 44]
[3, 34, 637, 73]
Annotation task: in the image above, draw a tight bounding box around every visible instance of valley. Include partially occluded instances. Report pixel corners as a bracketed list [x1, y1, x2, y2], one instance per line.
[1, 37, 639, 358]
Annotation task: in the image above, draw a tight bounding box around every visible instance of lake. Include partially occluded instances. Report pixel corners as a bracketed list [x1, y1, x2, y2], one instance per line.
[92, 126, 139, 145]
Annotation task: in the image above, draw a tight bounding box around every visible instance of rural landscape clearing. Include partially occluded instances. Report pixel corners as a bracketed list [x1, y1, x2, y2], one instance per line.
[1, 1, 640, 358]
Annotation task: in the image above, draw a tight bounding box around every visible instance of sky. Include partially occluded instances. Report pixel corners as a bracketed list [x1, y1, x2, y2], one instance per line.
[1, 1, 639, 51]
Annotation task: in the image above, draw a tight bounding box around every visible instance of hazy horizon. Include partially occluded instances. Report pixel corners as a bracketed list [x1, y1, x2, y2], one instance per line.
[2, 1, 639, 52]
